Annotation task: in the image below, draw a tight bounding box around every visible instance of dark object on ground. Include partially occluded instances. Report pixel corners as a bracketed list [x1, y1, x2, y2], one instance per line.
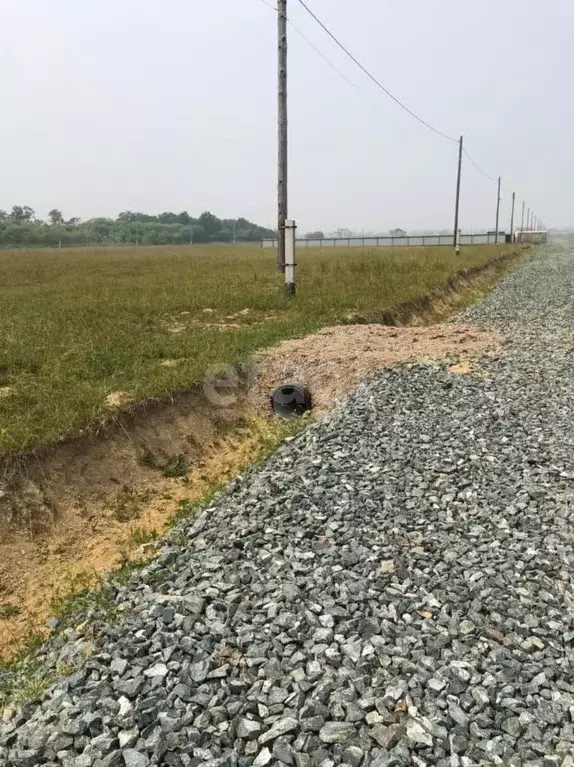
[271, 384, 312, 418]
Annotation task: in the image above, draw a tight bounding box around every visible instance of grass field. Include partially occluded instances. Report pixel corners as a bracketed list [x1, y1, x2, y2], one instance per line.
[0, 243, 518, 458]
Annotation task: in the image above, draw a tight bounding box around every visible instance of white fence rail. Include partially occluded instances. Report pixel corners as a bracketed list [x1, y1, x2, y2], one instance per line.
[261, 232, 509, 248]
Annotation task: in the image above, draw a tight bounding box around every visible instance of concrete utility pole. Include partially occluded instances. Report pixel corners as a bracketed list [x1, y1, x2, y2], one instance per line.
[520, 200, 525, 239]
[277, 0, 288, 273]
[510, 191, 516, 242]
[494, 176, 501, 245]
[453, 136, 463, 254]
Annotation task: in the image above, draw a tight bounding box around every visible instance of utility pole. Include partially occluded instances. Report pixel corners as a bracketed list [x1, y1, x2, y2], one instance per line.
[494, 176, 501, 245]
[509, 192, 516, 242]
[527, 207, 531, 231]
[277, 0, 288, 273]
[453, 135, 463, 253]
[520, 200, 525, 239]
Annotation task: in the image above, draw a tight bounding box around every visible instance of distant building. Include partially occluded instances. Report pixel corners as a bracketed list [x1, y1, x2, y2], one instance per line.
[390, 228, 407, 237]
[336, 228, 353, 238]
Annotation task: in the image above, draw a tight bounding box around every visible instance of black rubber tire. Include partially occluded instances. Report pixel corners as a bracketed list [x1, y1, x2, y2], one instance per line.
[270, 384, 312, 419]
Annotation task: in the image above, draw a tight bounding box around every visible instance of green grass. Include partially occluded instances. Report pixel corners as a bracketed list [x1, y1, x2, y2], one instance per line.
[0, 243, 519, 458]
[0, 604, 21, 620]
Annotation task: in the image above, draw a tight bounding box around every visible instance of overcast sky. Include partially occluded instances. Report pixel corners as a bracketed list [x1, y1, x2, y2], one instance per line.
[1, 0, 572, 232]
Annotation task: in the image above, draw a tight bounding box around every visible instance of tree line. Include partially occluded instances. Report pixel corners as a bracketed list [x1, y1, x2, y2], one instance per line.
[0, 207, 276, 248]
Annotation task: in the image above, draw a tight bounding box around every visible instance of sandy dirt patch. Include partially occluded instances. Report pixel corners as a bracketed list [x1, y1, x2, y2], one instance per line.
[252, 323, 499, 412]
[104, 391, 132, 408]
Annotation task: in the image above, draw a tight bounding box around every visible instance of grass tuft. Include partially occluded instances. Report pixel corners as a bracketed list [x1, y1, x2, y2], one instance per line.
[162, 454, 187, 479]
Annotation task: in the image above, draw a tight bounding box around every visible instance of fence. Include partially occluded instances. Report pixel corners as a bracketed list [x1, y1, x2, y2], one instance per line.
[261, 232, 507, 248]
[516, 231, 548, 245]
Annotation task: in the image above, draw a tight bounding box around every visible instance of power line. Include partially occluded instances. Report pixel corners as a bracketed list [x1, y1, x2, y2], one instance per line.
[254, 0, 359, 92]
[255, 0, 544, 231]
[289, 19, 365, 97]
[253, 0, 401, 128]
[462, 148, 498, 183]
[254, 0, 277, 10]
[295, 0, 458, 143]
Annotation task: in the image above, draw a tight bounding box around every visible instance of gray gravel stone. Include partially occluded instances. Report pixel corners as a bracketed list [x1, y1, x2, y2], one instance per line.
[405, 718, 433, 747]
[341, 745, 364, 767]
[3, 243, 574, 767]
[237, 718, 263, 740]
[318, 721, 357, 744]
[253, 747, 273, 766]
[370, 723, 403, 750]
[259, 716, 299, 744]
[122, 749, 149, 767]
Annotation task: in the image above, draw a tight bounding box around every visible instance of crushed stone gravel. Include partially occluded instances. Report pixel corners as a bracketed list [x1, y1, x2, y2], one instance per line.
[2, 242, 574, 766]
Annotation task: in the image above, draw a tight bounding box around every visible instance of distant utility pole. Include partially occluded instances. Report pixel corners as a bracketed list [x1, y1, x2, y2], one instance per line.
[453, 135, 463, 253]
[277, 0, 288, 273]
[527, 207, 531, 231]
[520, 200, 525, 238]
[494, 176, 501, 245]
[510, 191, 516, 242]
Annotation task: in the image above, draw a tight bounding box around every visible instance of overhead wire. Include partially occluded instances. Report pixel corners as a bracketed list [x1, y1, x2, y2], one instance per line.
[293, 0, 528, 199]
[254, 0, 543, 223]
[253, 0, 403, 129]
[462, 148, 498, 183]
[294, 0, 458, 144]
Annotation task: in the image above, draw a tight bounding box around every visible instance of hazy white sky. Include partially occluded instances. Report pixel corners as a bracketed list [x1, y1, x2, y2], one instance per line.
[1, 0, 572, 231]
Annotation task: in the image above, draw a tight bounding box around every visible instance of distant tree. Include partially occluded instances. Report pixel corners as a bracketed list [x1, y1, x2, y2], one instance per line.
[191, 224, 206, 243]
[215, 228, 232, 243]
[9, 206, 25, 223]
[48, 208, 64, 225]
[175, 211, 191, 226]
[305, 231, 324, 240]
[157, 212, 179, 224]
[198, 211, 220, 237]
[0, 205, 275, 248]
[5, 205, 35, 223]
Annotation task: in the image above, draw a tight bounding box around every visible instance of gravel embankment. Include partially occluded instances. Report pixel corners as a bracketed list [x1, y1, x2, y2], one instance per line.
[3, 242, 574, 766]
